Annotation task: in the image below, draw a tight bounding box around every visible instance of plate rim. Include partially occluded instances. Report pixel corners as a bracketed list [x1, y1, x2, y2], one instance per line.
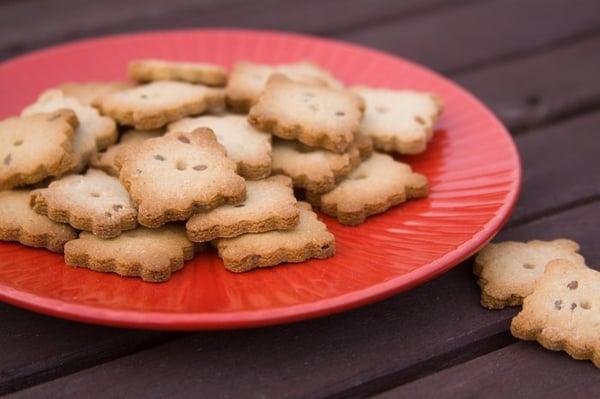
[0, 28, 522, 330]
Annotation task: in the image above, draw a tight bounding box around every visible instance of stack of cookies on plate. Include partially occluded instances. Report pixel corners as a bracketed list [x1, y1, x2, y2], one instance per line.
[0, 59, 442, 282]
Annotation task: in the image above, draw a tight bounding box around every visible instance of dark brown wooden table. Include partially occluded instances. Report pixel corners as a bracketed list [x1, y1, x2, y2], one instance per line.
[1, 0, 600, 397]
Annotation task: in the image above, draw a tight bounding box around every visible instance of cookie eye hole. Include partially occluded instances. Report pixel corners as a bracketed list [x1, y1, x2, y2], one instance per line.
[140, 94, 148, 99]
[581, 301, 592, 310]
[414, 115, 426, 125]
[177, 135, 190, 144]
[522, 263, 535, 269]
[193, 164, 207, 171]
[335, 111, 345, 116]
[234, 203, 245, 208]
[154, 154, 165, 161]
[567, 280, 578, 289]
[376, 106, 389, 113]
[351, 174, 368, 180]
[176, 160, 187, 171]
[13, 139, 23, 146]
[90, 192, 101, 198]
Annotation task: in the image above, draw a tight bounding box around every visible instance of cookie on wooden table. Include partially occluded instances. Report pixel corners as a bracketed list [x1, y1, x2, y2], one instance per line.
[248, 75, 363, 153]
[511, 259, 600, 367]
[214, 202, 334, 272]
[0, 190, 77, 252]
[306, 152, 428, 225]
[168, 114, 272, 180]
[352, 86, 443, 154]
[64, 225, 196, 282]
[116, 128, 246, 227]
[91, 129, 163, 176]
[129, 59, 227, 86]
[474, 239, 586, 309]
[226, 61, 342, 112]
[186, 175, 299, 242]
[95, 81, 225, 129]
[58, 81, 132, 106]
[30, 169, 137, 239]
[0, 110, 77, 189]
[271, 138, 361, 193]
[22, 90, 118, 172]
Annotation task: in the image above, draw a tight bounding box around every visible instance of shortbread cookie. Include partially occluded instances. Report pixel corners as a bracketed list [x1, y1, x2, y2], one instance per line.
[129, 59, 227, 86]
[64, 225, 195, 282]
[226, 61, 342, 112]
[0, 190, 77, 252]
[30, 169, 137, 238]
[95, 81, 225, 129]
[307, 153, 428, 225]
[91, 129, 163, 176]
[511, 259, 600, 367]
[248, 75, 363, 153]
[58, 81, 132, 106]
[474, 239, 586, 309]
[271, 138, 361, 193]
[186, 175, 298, 242]
[0, 110, 77, 189]
[214, 202, 334, 272]
[22, 90, 118, 172]
[352, 87, 443, 155]
[168, 114, 272, 180]
[117, 128, 246, 227]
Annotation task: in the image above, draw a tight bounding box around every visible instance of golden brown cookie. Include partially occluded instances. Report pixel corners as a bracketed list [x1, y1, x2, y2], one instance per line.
[117, 128, 246, 227]
[0, 110, 77, 189]
[95, 81, 225, 129]
[58, 81, 133, 106]
[306, 152, 428, 225]
[128, 59, 227, 86]
[30, 169, 137, 238]
[352, 86, 443, 154]
[186, 175, 299, 242]
[511, 259, 600, 367]
[214, 202, 335, 272]
[248, 74, 363, 153]
[64, 225, 196, 282]
[474, 239, 586, 309]
[0, 190, 77, 252]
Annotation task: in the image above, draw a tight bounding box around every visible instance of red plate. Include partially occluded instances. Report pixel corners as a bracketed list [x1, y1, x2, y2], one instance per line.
[0, 29, 520, 330]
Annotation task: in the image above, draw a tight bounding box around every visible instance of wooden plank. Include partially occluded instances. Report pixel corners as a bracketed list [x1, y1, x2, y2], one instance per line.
[455, 35, 600, 130]
[0, 304, 172, 395]
[0, 0, 458, 61]
[10, 201, 600, 398]
[341, 0, 600, 74]
[376, 342, 600, 398]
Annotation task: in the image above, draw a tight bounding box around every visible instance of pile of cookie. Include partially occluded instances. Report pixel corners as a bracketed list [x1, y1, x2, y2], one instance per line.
[0, 59, 442, 282]
[474, 239, 599, 367]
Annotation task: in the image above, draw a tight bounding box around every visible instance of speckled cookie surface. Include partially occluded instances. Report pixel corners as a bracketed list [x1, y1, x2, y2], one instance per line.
[511, 259, 600, 367]
[248, 75, 363, 153]
[186, 175, 299, 242]
[64, 225, 196, 282]
[30, 169, 137, 238]
[129, 59, 227, 86]
[306, 152, 428, 225]
[214, 202, 334, 272]
[168, 114, 272, 180]
[226, 61, 342, 112]
[0, 110, 77, 189]
[352, 86, 443, 155]
[474, 239, 586, 309]
[271, 138, 361, 193]
[117, 128, 246, 227]
[0, 190, 77, 252]
[95, 81, 225, 129]
[58, 81, 132, 106]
